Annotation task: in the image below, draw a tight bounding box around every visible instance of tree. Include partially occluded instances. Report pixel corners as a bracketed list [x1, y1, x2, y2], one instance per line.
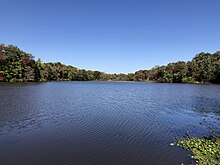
[1, 43, 220, 84]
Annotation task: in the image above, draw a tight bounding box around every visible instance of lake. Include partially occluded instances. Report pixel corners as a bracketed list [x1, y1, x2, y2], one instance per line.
[0, 82, 219, 165]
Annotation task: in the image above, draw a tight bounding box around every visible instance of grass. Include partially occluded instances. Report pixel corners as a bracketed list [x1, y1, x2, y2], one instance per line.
[177, 136, 220, 165]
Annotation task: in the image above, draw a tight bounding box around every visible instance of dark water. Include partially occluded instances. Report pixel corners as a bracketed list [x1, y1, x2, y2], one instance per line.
[0, 82, 220, 165]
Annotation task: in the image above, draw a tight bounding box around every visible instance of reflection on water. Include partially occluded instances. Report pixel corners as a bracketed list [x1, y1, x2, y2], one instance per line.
[0, 82, 219, 165]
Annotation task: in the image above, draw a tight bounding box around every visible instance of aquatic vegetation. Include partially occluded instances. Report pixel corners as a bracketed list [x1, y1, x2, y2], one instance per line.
[177, 136, 220, 165]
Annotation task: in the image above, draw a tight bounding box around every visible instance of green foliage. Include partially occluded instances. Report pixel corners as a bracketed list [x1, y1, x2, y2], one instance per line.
[134, 52, 220, 84]
[0, 44, 36, 82]
[0, 43, 220, 83]
[177, 136, 220, 165]
[0, 44, 132, 82]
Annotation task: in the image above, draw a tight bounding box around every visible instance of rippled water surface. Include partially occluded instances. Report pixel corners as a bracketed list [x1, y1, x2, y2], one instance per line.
[0, 82, 220, 165]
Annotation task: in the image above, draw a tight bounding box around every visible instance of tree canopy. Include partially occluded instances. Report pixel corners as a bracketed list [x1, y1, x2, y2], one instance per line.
[0, 44, 220, 83]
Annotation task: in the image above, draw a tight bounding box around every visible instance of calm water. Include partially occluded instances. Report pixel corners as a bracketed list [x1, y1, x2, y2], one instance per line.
[0, 82, 220, 165]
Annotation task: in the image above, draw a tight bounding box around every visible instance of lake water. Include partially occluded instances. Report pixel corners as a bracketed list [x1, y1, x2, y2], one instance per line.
[0, 82, 220, 165]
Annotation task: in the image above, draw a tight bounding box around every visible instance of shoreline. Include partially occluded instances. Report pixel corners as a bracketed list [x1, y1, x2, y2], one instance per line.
[0, 80, 217, 85]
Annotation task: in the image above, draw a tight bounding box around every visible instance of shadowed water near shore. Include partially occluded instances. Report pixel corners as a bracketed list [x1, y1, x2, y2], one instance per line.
[0, 82, 219, 165]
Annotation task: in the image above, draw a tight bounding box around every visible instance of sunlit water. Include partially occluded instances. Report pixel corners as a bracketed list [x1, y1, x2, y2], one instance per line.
[0, 82, 220, 165]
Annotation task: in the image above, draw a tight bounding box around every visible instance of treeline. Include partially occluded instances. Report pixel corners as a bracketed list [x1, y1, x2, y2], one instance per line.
[0, 44, 220, 83]
[0, 44, 131, 82]
[134, 51, 220, 83]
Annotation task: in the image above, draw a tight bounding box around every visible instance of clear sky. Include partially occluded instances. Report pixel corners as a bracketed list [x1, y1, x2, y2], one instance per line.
[1, 0, 220, 73]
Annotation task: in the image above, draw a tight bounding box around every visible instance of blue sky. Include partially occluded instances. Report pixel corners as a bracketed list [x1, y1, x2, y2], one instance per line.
[1, 0, 220, 73]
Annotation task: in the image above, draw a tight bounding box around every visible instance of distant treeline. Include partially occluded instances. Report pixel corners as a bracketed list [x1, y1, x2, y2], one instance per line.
[0, 44, 220, 83]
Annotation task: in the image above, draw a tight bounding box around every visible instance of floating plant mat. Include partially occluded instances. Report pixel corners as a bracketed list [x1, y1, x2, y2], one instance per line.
[177, 136, 220, 165]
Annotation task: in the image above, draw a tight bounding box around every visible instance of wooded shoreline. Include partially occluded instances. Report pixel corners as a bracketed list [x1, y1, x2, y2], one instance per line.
[0, 44, 220, 83]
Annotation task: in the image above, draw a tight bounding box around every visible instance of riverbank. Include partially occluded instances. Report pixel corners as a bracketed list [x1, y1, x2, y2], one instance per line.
[1, 44, 220, 83]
